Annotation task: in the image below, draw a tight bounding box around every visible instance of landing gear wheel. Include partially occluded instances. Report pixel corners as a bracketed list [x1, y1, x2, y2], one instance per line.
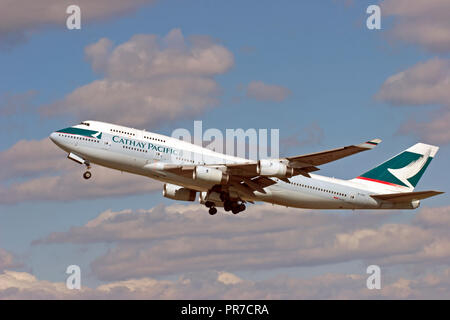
[208, 207, 217, 215]
[224, 201, 232, 212]
[231, 203, 246, 214]
[83, 171, 92, 180]
[231, 203, 240, 214]
[205, 201, 214, 208]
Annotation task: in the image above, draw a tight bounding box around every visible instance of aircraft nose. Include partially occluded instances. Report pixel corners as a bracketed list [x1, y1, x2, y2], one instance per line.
[49, 132, 58, 143]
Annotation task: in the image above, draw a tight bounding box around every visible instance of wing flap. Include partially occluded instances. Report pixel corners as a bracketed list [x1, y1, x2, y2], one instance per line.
[251, 176, 277, 188]
[225, 162, 258, 177]
[371, 190, 444, 203]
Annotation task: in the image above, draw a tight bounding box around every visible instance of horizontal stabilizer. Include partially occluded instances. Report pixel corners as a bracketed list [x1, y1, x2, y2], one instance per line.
[371, 190, 444, 203]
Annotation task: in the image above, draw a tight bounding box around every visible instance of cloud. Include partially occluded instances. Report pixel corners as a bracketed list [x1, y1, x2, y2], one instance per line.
[375, 58, 450, 107]
[0, 0, 157, 49]
[34, 203, 382, 245]
[246, 81, 291, 102]
[381, 0, 450, 53]
[0, 90, 37, 116]
[0, 138, 68, 181]
[34, 203, 450, 281]
[375, 58, 450, 144]
[374, 2, 450, 143]
[0, 270, 78, 299]
[1, 268, 449, 299]
[0, 249, 21, 272]
[217, 271, 243, 285]
[398, 112, 450, 145]
[41, 29, 234, 127]
[87, 32, 233, 79]
[414, 206, 450, 229]
[280, 122, 324, 153]
[0, 167, 161, 204]
[0, 138, 161, 204]
[375, 206, 450, 266]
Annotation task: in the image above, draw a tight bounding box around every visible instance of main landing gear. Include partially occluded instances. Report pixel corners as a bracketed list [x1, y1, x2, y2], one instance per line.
[204, 196, 247, 215]
[224, 201, 246, 214]
[221, 192, 246, 215]
[205, 201, 217, 215]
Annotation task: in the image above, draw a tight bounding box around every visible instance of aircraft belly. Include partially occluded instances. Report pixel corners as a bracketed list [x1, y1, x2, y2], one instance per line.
[71, 146, 146, 174]
[256, 185, 357, 209]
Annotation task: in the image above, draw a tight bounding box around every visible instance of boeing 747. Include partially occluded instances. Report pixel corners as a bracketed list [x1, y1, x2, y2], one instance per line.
[49, 121, 443, 215]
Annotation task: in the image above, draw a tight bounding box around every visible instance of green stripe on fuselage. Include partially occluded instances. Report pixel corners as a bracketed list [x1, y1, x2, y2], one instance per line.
[360, 151, 433, 188]
[57, 127, 102, 139]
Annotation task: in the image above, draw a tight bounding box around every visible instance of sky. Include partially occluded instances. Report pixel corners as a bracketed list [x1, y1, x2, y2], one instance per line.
[0, 0, 449, 299]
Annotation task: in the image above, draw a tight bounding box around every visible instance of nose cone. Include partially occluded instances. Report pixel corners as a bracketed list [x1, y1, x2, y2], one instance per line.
[49, 132, 58, 143]
[49, 130, 71, 152]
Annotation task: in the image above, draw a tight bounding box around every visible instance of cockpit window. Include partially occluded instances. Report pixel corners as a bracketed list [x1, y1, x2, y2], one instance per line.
[80, 122, 90, 126]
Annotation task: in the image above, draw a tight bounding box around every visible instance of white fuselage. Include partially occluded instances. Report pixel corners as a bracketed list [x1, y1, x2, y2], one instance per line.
[49, 121, 417, 210]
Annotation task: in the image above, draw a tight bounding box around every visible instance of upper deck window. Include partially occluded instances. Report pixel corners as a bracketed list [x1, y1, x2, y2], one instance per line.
[110, 128, 135, 136]
[80, 122, 90, 126]
[144, 135, 166, 143]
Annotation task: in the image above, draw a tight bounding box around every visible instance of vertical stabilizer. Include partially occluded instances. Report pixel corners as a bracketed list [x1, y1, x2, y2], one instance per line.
[352, 143, 438, 192]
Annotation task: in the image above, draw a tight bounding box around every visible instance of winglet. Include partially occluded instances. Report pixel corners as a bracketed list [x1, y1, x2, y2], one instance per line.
[357, 138, 382, 149]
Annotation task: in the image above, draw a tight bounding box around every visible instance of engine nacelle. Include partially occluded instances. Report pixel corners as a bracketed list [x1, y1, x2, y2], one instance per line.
[163, 183, 196, 201]
[193, 166, 229, 184]
[257, 159, 294, 178]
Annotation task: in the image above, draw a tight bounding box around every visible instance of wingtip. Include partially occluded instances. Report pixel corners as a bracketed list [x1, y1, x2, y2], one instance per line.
[358, 138, 382, 149]
[367, 138, 382, 145]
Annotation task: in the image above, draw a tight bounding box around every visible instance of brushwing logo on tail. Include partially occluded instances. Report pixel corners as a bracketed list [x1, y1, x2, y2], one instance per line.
[387, 150, 430, 189]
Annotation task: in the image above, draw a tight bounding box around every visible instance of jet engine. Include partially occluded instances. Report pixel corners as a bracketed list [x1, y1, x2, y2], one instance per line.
[193, 166, 229, 184]
[257, 159, 294, 178]
[163, 183, 196, 201]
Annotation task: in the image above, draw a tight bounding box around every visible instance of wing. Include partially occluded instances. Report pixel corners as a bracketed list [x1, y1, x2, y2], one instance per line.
[285, 139, 382, 168]
[371, 190, 444, 203]
[154, 138, 382, 195]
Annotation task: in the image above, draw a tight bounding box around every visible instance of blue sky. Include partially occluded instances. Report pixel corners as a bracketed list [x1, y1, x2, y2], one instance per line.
[0, 0, 449, 299]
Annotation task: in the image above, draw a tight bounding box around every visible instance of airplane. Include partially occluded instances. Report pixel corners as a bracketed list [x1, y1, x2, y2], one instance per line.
[49, 120, 444, 215]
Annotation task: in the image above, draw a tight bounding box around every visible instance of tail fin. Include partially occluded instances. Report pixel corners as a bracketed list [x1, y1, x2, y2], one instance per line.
[353, 143, 439, 192]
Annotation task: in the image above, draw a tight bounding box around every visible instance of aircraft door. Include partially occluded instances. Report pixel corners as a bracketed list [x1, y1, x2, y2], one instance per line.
[102, 133, 112, 150]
